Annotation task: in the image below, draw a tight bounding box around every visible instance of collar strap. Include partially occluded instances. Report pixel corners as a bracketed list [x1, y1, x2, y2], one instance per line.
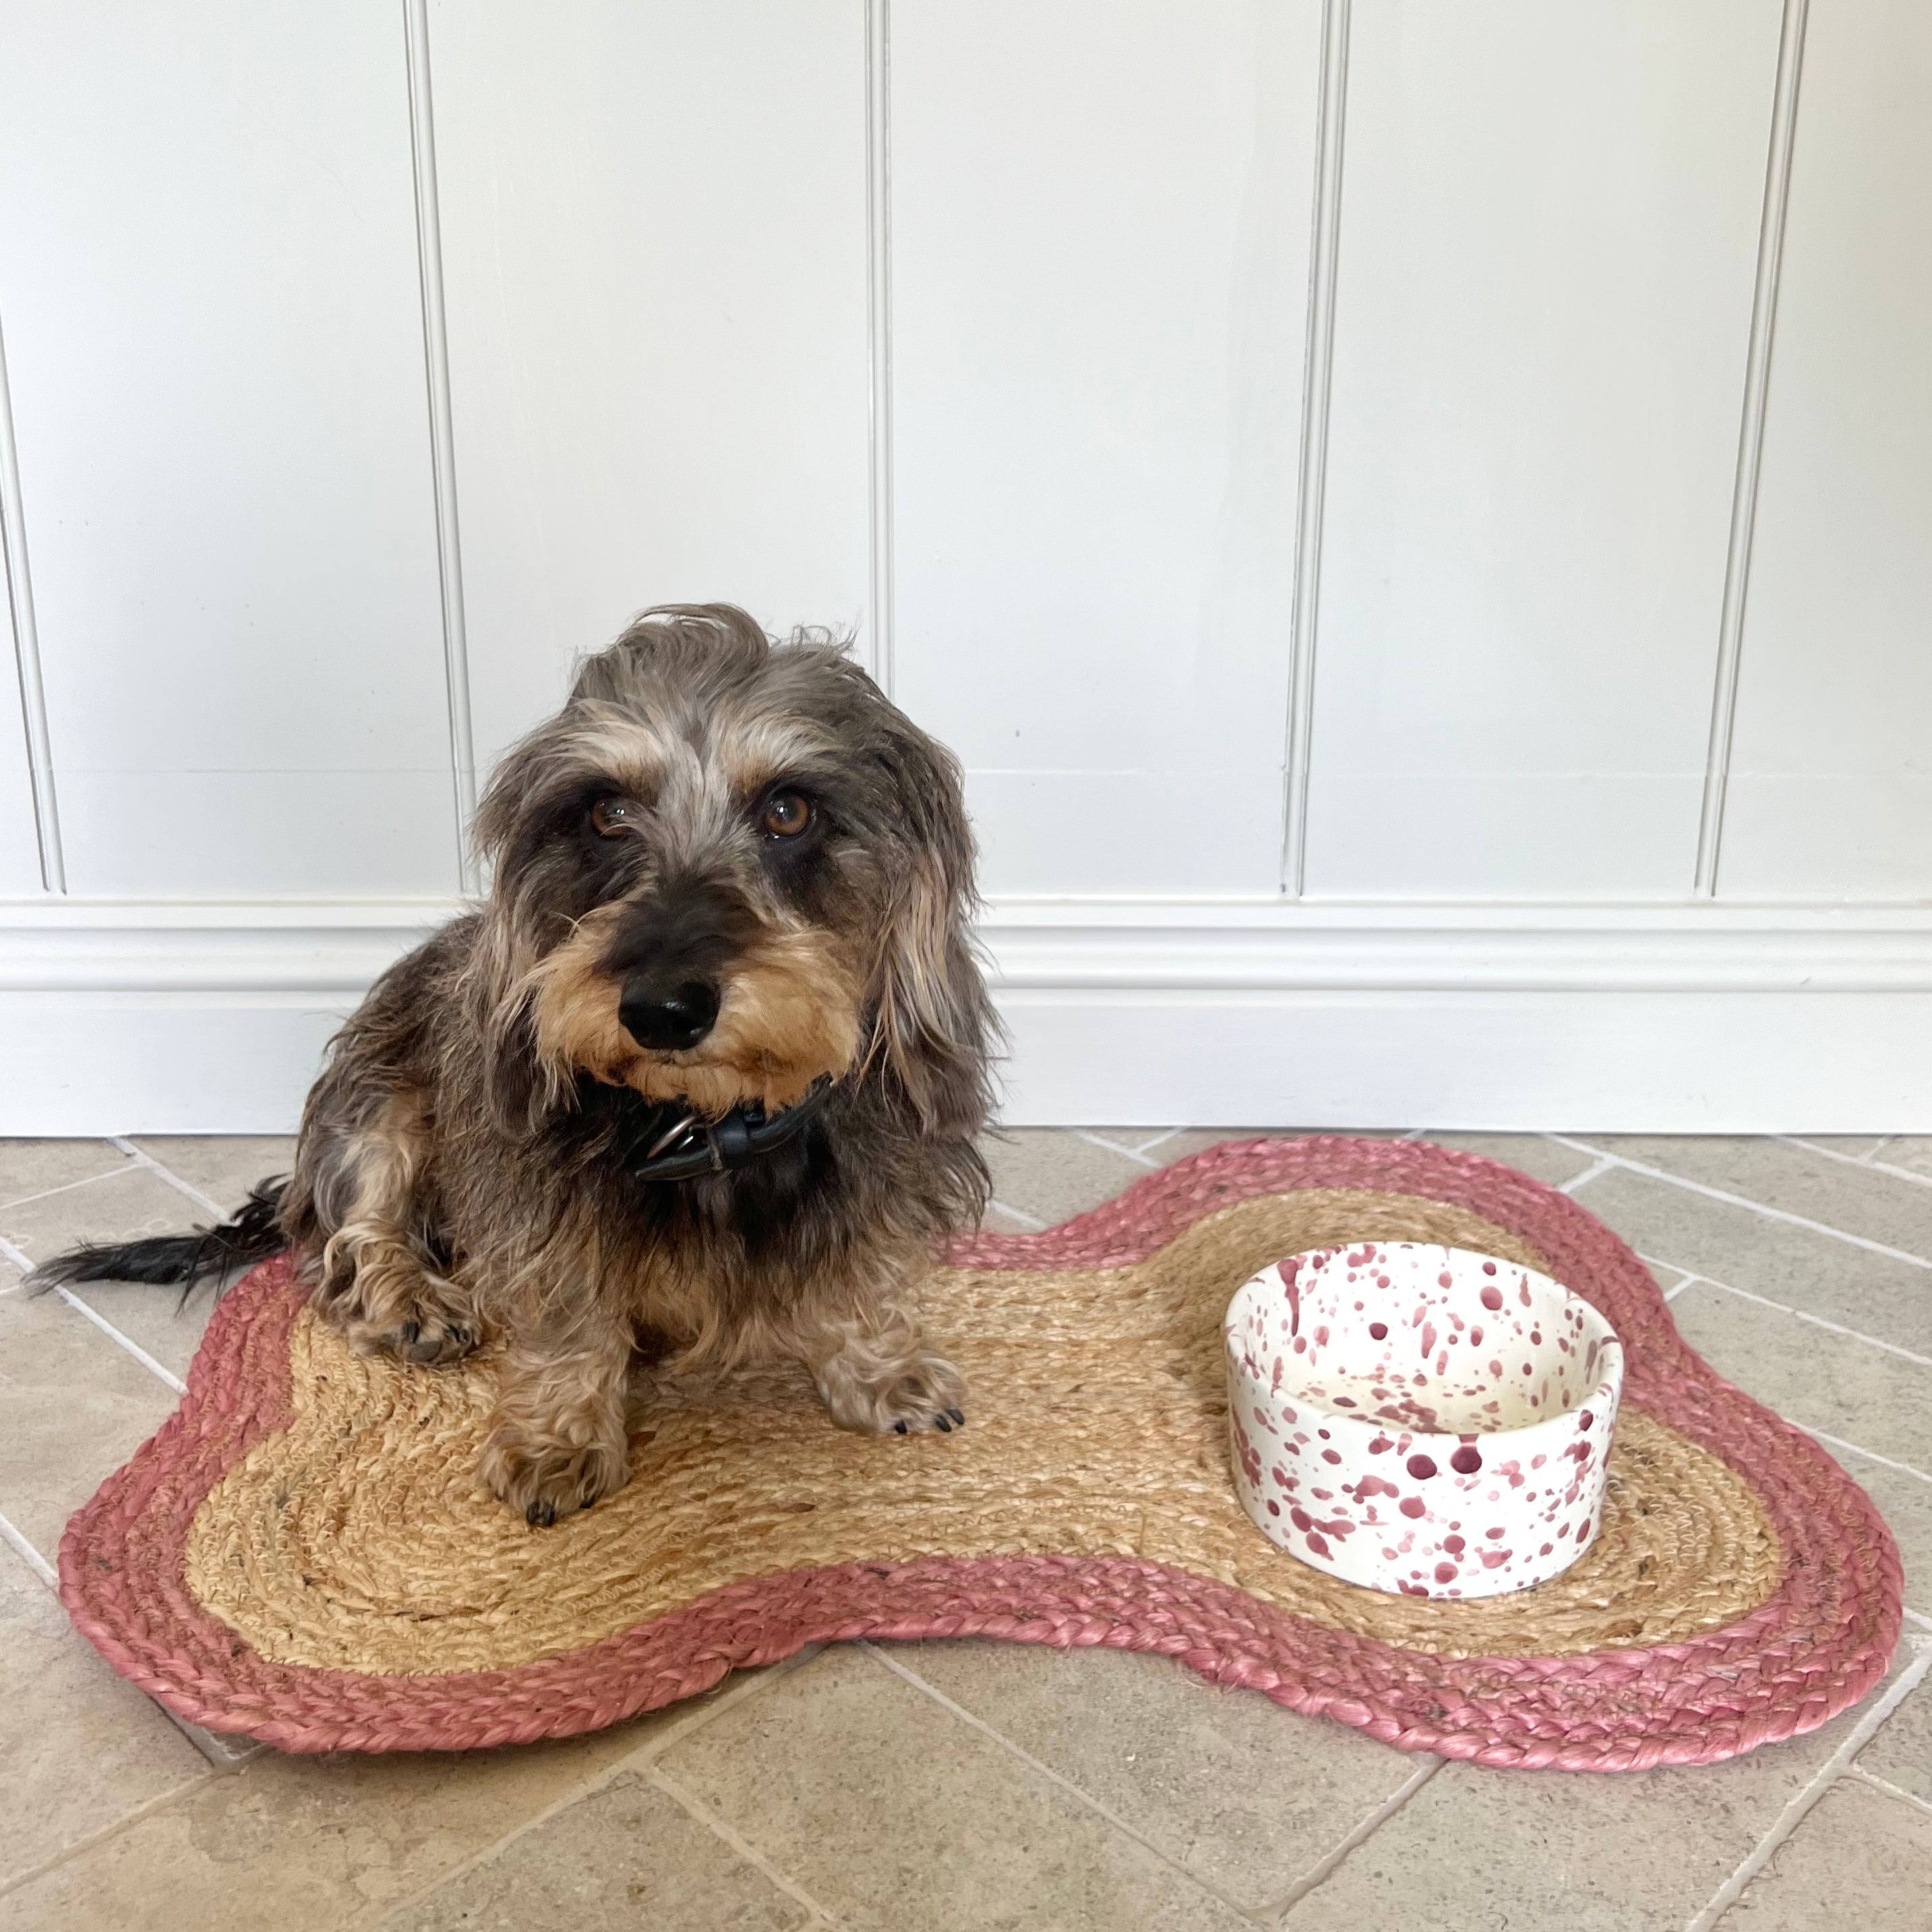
[630, 1077, 834, 1181]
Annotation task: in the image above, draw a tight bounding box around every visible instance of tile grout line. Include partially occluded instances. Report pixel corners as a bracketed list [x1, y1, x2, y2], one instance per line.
[1067, 1126, 1164, 1170]
[359, 1649, 826, 1930]
[1648, 1265, 1932, 1483]
[645, 1763, 844, 1925]
[860, 1641, 1261, 1923]
[1632, 1224, 1932, 1372]
[1904, 1606, 1932, 1633]
[1844, 1765, 1932, 1819]
[0, 1157, 148, 1219]
[1861, 1155, 1932, 1190]
[1548, 1135, 1932, 1271]
[1133, 1126, 1186, 1156]
[1557, 1152, 1619, 1196]
[0, 1504, 57, 1588]
[986, 1196, 1046, 1230]
[0, 1766, 222, 1903]
[1776, 1132, 1932, 1194]
[43, 1282, 187, 1395]
[1796, 1424, 1932, 1490]
[109, 1136, 229, 1221]
[1682, 1643, 1932, 1932]
[0, 1228, 33, 1273]
[1688, 1273, 1932, 1370]
[1269, 1755, 1444, 1921]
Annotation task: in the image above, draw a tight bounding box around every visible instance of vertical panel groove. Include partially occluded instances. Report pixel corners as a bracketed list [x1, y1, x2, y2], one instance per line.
[1280, 0, 1350, 899]
[1695, 0, 1810, 899]
[0, 313, 65, 893]
[865, 0, 895, 696]
[405, 0, 479, 895]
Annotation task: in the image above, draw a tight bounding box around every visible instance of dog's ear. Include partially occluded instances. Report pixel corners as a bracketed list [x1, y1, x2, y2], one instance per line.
[866, 726, 998, 1135]
[462, 916, 562, 1141]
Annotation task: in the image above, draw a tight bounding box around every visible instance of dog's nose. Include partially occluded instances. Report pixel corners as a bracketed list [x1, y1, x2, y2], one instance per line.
[618, 978, 721, 1052]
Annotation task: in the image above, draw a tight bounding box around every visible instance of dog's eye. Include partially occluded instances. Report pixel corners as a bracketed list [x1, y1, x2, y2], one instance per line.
[590, 797, 642, 837]
[760, 791, 812, 839]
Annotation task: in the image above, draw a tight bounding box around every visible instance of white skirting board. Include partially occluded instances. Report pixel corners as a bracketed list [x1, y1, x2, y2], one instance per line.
[1, 900, 1929, 1134]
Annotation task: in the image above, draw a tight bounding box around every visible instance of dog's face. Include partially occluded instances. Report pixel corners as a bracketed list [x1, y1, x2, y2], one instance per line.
[472, 605, 986, 1133]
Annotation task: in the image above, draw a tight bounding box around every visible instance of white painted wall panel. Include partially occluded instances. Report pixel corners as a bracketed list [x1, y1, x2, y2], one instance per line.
[430, 0, 871, 770]
[889, 0, 1321, 898]
[1303, 1, 1782, 899]
[0, 651, 43, 893]
[0, 2, 456, 897]
[1718, 0, 1932, 902]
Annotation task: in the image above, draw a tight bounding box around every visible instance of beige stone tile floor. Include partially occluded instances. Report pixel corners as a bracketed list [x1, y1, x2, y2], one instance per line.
[1, 1126, 1929, 1930]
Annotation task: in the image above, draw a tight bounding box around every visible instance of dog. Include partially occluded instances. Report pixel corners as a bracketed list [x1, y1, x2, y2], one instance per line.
[40, 604, 998, 1523]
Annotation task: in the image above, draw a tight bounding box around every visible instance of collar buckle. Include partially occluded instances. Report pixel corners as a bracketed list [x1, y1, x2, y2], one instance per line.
[629, 1077, 834, 1182]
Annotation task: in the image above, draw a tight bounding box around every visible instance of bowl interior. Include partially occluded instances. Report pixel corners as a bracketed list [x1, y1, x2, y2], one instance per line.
[1256, 1242, 1615, 1437]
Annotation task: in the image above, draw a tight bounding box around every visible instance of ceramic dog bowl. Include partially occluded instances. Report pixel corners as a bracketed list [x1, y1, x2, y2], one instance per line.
[1225, 1242, 1624, 1599]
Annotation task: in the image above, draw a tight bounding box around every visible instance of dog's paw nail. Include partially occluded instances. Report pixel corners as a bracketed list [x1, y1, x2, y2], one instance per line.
[893, 1420, 909, 1435]
[401, 1320, 421, 1344]
[934, 1413, 953, 1432]
[946, 1407, 965, 1426]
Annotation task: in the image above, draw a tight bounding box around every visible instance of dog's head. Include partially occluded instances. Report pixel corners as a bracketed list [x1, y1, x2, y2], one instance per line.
[471, 604, 992, 1139]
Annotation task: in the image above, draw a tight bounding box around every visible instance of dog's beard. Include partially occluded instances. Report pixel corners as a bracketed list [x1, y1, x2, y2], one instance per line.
[529, 913, 863, 1120]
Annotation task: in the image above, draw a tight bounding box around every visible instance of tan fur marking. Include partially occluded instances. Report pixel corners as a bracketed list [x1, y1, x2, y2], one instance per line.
[527, 907, 864, 1118]
[313, 1091, 476, 1365]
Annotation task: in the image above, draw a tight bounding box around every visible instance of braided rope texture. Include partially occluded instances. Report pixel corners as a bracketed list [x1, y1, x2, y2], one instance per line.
[57, 1137, 1901, 1770]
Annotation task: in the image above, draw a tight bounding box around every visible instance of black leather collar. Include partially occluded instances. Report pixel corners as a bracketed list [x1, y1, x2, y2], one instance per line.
[628, 1077, 834, 1181]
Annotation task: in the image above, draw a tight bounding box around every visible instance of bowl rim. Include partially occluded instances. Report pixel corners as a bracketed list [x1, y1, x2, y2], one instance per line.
[1224, 1240, 1625, 1450]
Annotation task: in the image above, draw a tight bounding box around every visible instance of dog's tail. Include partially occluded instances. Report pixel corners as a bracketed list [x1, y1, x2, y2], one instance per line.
[31, 1177, 290, 1292]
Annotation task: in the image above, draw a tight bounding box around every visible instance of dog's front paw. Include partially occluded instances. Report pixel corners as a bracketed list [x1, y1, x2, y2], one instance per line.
[346, 1308, 478, 1367]
[816, 1346, 968, 1436]
[479, 1426, 630, 1527]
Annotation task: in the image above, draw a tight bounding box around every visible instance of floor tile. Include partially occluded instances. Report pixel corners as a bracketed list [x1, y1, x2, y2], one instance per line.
[1, 1725, 658, 1932]
[40, 1275, 216, 1384]
[1879, 1138, 1932, 1182]
[0, 1166, 237, 1382]
[979, 1203, 1046, 1236]
[1581, 1136, 1932, 1263]
[980, 1129, 1157, 1228]
[882, 1639, 1426, 1914]
[0, 1542, 208, 1892]
[386, 1768, 814, 1931]
[0, 1165, 210, 1269]
[659, 1644, 1246, 1931]
[1666, 1282, 1931, 1472]
[1571, 1166, 1932, 1358]
[0, 1139, 131, 1208]
[1716, 1779, 1932, 1929]
[1859, 1670, 1932, 1805]
[128, 1137, 296, 1211]
[1416, 1133, 1599, 1188]
[0, 1288, 179, 1559]
[1286, 1660, 1910, 1932]
[1794, 1136, 1892, 1159]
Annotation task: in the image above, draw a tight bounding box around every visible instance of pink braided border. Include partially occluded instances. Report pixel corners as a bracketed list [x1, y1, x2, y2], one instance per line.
[58, 1137, 1902, 1768]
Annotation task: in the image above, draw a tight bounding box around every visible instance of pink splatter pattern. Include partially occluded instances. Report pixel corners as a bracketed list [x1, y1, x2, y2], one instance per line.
[1226, 1244, 1624, 1599]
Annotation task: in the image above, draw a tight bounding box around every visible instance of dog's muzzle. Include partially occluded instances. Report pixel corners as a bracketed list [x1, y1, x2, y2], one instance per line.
[618, 977, 721, 1052]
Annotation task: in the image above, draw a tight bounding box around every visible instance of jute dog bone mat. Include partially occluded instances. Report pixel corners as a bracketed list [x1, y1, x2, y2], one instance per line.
[59, 1137, 1900, 1770]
